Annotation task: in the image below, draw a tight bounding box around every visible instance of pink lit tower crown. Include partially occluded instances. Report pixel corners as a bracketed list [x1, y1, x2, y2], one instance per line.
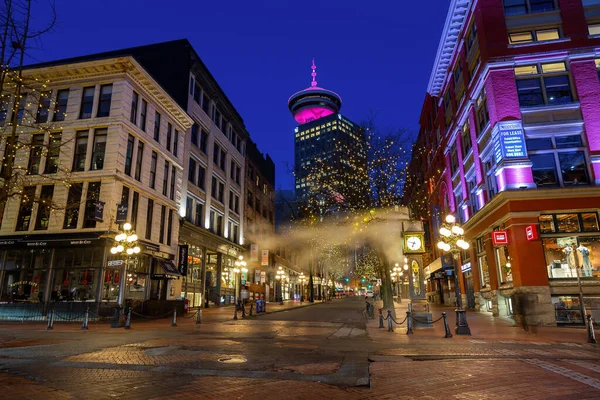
[288, 60, 342, 124]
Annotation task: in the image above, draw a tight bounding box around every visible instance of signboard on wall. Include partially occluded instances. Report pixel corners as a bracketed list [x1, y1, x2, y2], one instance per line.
[261, 250, 269, 266]
[525, 225, 539, 241]
[250, 244, 259, 261]
[255, 270, 261, 284]
[178, 245, 189, 276]
[492, 120, 527, 164]
[116, 202, 128, 222]
[260, 271, 266, 284]
[492, 231, 509, 246]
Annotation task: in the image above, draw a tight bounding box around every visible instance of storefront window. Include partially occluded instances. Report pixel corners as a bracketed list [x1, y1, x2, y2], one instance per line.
[52, 248, 102, 302]
[544, 236, 600, 278]
[495, 246, 512, 284]
[552, 295, 584, 325]
[539, 214, 555, 233]
[1, 249, 50, 302]
[478, 255, 490, 288]
[556, 214, 580, 233]
[582, 213, 599, 232]
[221, 257, 235, 289]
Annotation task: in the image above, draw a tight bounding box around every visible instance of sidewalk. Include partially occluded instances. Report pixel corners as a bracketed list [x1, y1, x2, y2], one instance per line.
[367, 300, 599, 345]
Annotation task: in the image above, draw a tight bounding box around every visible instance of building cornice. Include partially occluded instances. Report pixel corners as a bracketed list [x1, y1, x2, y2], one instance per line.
[22, 56, 193, 130]
[427, 0, 471, 96]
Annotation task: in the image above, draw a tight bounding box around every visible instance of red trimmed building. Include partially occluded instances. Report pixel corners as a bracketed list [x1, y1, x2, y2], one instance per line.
[404, 0, 600, 326]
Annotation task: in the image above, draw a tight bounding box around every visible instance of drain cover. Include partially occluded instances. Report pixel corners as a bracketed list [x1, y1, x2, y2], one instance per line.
[218, 356, 247, 364]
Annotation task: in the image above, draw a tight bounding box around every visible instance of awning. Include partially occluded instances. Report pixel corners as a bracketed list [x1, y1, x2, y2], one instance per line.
[152, 259, 181, 279]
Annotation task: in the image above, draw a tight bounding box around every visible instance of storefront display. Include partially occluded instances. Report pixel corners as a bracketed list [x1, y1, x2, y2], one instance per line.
[543, 236, 600, 279]
[552, 295, 584, 325]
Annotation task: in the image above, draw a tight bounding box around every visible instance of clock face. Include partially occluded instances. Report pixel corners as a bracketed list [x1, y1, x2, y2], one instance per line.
[407, 236, 422, 251]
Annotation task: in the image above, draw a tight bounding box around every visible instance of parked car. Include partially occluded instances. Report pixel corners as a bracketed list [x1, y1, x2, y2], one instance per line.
[365, 290, 374, 298]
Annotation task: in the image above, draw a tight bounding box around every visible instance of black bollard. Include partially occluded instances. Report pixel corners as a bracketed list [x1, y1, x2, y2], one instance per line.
[125, 307, 132, 330]
[196, 307, 202, 324]
[171, 307, 177, 327]
[241, 301, 247, 318]
[406, 310, 414, 335]
[249, 302, 254, 317]
[586, 314, 597, 344]
[455, 308, 471, 335]
[46, 309, 55, 330]
[379, 309, 384, 328]
[81, 306, 89, 330]
[110, 307, 122, 328]
[442, 312, 453, 338]
[387, 310, 393, 332]
[233, 304, 238, 320]
[264, 301, 267, 313]
[366, 301, 370, 316]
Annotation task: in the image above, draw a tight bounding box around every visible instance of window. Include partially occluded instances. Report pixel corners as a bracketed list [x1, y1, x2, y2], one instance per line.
[186, 197, 193, 223]
[213, 143, 219, 165]
[220, 149, 226, 171]
[36, 91, 51, 123]
[198, 165, 205, 189]
[195, 202, 203, 227]
[64, 183, 83, 229]
[217, 215, 223, 236]
[189, 159, 197, 183]
[135, 141, 144, 181]
[159, 205, 166, 243]
[558, 152, 589, 185]
[465, 23, 478, 52]
[125, 135, 135, 176]
[0, 99, 8, 126]
[72, 131, 89, 172]
[256, 198, 261, 213]
[530, 153, 558, 186]
[97, 84, 112, 117]
[121, 186, 130, 209]
[130, 91, 139, 124]
[544, 236, 600, 280]
[34, 185, 54, 230]
[508, 28, 559, 44]
[539, 213, 600, 234]
[528, 134, 589, 187]
[83, 182, 101, 228]
[140, 99, 147, 131]
[478, 255, 490, 288]
[450, 147, 459, 175]
[53, 89, 69, 122]
[162, 161, 169, 196]
[232, 224, 239, 243]
[552, 295, 584, 325]
[16, 94, 27, 124]
[190, 77, 195, 95]
[475, 94, 489, 134]
[173, 130, 179, 157]
[202, 93, 209, 114]
[149, 152, 158, 189]
[90, 128, 107, 170]
[131, 191, 139, 230]
[154, 112, 161, 142]
[45, 133, 61, 174]
[191, 123, 199, 146]
[167, 209, 173, 246]
[589, 24, 600, 36]
[15, 186, 35, 231]
[170, 166, 176, 200]
[461, 124, 472, 155]
[248, 191, 253, 207]
[193, 83, 201, 104]
[515, 62, 573, 107]
[166, 123, 172, 152]
[211, 177, 224, 203]
[484, 161, 497, 200]
[79, 87, 95, 119]
[146, 199, 154, 239]
[27, 134, 44, 175]
[503, 0, 555, 16]
[200, 129, 208, 153]
[495, 246, 512, 284]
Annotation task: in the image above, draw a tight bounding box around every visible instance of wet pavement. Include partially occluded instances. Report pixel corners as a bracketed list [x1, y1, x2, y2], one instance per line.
[0, 296, 598, 399]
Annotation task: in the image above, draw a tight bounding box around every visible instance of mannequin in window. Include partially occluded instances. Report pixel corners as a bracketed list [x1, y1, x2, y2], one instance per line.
[563, 246, 574, 277]
[577, 245, 592, 277]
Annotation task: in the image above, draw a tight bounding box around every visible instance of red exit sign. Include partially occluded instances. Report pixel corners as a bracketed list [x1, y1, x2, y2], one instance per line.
[492, 231, 509, 246]
[525, 225, 539, 241]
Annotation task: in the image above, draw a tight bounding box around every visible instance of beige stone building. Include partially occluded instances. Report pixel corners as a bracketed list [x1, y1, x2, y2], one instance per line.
[0, 55, 192, 314]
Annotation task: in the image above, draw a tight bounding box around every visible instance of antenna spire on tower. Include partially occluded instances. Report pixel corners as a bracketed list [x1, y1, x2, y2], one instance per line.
[311, 59, 317, 87]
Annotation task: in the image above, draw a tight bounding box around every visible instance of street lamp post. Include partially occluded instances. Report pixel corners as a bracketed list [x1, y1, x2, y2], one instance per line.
[233, 256, 247, 318]
[276, 266, 285, 305]
[437, 214, 471, 335]
[110, 223, 140, 308]
[299, 272, 306, 303]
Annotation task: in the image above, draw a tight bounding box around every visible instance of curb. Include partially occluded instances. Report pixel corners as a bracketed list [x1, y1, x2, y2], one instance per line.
[254, 301, 327, 316]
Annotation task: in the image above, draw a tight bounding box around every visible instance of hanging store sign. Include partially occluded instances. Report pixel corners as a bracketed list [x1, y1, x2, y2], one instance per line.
[461, 262, 472, 273]
[94, 201, 105, 222]
[116, 202, 128, 222]
[492, 231, 509, 246]
[178, 245, 189, 276]
[255, 270, 261, 283]
[260, 271, 266, 284]
[492, 120, 527, 164]
[261, 250, 269, 266]
[525, 225, 539, 241]
[251, 244, 259, 261]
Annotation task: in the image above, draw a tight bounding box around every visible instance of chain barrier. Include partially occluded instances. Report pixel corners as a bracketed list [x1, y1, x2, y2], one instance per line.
[131, 309, 174, 320]
[53, 311, 87, 321]
[182, 309, 200, 319]
[376, 308, 454, 338]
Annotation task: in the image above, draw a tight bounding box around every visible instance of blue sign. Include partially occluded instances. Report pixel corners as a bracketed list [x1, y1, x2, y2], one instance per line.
[492, 120, 527, 164]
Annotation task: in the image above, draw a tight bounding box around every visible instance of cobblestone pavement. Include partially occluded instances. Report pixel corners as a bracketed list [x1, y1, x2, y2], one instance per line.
[0, 297, 598, 399]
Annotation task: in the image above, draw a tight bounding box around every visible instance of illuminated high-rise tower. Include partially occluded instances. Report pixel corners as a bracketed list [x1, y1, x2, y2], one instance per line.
[288, 61, 367, 202]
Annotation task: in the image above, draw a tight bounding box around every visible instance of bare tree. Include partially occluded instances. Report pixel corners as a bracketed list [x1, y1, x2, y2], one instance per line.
[0, 0, 74, 228]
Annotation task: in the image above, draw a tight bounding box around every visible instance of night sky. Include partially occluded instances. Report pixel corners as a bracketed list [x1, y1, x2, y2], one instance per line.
[27, 0, 449, 189]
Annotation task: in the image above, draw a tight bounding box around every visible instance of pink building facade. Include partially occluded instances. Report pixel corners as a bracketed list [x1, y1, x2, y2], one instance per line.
[404, 0, 600, 325]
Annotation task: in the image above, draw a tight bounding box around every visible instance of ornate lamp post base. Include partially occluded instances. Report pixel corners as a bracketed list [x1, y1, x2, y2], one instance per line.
[455, 308, 471, 335]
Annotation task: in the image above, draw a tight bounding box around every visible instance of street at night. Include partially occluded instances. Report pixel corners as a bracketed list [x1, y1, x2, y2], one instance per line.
[0, 298, 598, 399]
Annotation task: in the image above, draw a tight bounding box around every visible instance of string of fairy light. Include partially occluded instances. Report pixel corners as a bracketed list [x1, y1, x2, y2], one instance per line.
[1, 65, 74, 208]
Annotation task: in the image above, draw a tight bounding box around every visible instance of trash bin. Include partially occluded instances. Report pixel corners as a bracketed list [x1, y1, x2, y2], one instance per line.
[256, 299, 263, 313]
